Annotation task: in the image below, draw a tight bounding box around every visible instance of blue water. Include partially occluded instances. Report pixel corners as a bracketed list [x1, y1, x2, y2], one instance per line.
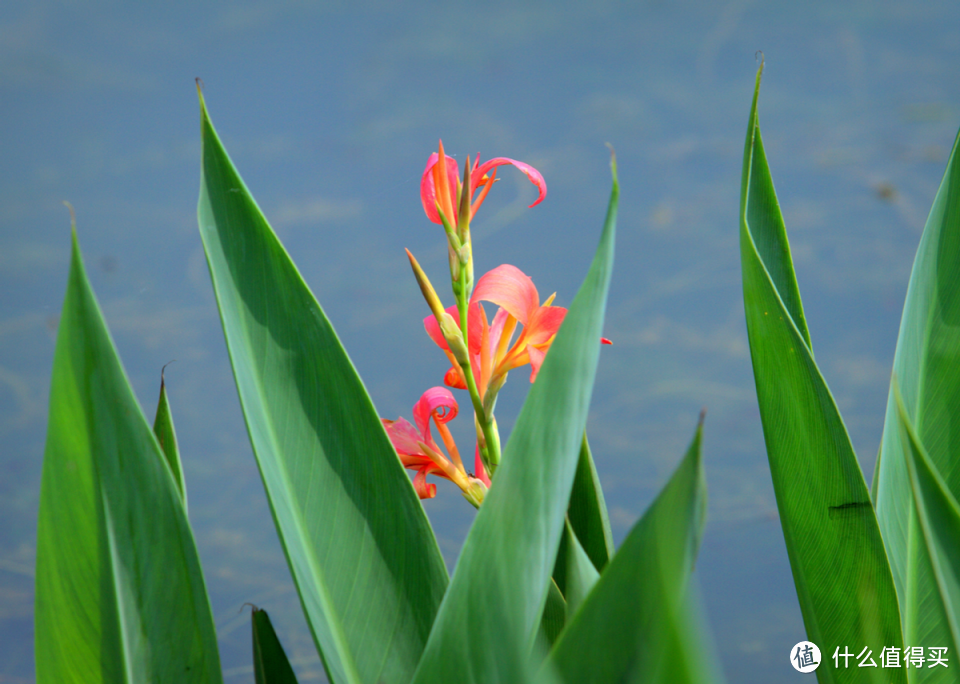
[3, 1, 960, 681]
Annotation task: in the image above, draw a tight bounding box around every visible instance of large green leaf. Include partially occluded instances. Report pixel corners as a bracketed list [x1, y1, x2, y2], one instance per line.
[410, 154, 618, 684]
[875, 121, 960, 665]
[36, 229, 222, 683]
[739, 64, 904, 682]
[196, 91, 448, 684]
[894, 383, 960, 676]
[541, 418, 711, 684]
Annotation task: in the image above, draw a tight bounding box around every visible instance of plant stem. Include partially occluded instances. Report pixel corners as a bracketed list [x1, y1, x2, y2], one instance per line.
[455, 267, 501, 475]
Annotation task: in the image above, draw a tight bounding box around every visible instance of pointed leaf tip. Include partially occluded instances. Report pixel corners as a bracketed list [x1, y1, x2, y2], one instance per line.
[605, 143, 618, 183]
[198, 101, 448, 684]
[38, 226, 222, 682]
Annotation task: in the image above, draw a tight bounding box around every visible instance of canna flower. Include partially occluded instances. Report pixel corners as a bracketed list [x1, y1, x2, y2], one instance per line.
[420, 141, 547, 233]
[425, 265, 611, 405]
[382, 387, 488, 506]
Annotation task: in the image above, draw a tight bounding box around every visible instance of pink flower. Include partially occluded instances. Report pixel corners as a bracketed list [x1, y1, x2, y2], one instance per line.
[420, 140, 547, 230]
[382, 387, 487, 504]
[425, 265, 606, 398]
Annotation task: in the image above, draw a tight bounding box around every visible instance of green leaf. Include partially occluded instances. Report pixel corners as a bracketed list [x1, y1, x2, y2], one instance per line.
[894, 383, 960, 676]
[153, 364, 186, 506]
[551, 435, 610, 599]
[534, 580, 567, 653]
[875, 120, 960, 663]
[561, 520, 599, 618]
[36, 228, 222, 684]
[540, 418, 710, 684]
[253, 607, 300, 684]
[739, 64, 904, 682]
[535, 524, 596, 660]
[196, 90, 448, 684]
[568, 433, 613, 570]
[410, 153, 618, 684]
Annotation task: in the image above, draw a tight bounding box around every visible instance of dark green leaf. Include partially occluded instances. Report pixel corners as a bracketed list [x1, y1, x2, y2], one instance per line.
[153, 364, 186, 506]
[253, 607, 300, 684]
[540, 418, 710, 684]
[36, 228, 221, 683]
[197, 90, 448, 684]
[534, 580, 567, 654]
[568, 433, 613, 570]
[739, 64, 904, 683]
[551, 436, 608, 609]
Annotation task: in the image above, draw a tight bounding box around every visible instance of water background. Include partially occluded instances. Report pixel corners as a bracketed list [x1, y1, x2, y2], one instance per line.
[3, 1, 960, 681]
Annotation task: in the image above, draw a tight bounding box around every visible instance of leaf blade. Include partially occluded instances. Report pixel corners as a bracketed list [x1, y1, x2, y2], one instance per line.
[542, 419, 711, 684]
[153, 365, 186, 506]
[893, 384, 960, 676]
[875, 122, 960, 663]
[739, 65, 904, 683]
[253, 608, 300, 684]
[561, 520, 599, 619]
[567, 433, 613, 570]
[196, 92, 448, 684]
[36, 230, 221, 684]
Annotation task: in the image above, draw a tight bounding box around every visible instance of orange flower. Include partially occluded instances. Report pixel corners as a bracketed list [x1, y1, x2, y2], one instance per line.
[423, 265, 563, 395]
[425, 265, 612, 399]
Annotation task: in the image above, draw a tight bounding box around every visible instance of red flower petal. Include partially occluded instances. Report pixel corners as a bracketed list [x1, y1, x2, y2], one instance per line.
[523, 305, 566, 347]
[412, 386, 458, 439]
[421, 149, 461, 225]
[474, 445, 491, 487]
[472, 264, 540, 325]
[472, 157, 547, 209]
[382, 417, 424, 456]
[412, 466, 439, 499]
[527, 345, 546, 382]
[443, 366, 466, 389]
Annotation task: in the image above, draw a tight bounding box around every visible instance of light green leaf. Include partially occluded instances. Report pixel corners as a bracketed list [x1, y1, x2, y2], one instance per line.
[739, 64, 904, 682]
[253, 608, 300, 684]
[196, 90, 448, 684]
[153, 364, 186, 507]
[410, 153, 618, 684]
[875, 120, 960, 666]
[36, 228, 221, 684]
[541, 418, 710, 684]
[894, 382, 960, 680]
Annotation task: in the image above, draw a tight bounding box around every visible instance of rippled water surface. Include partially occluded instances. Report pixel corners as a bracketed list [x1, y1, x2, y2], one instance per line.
[3, 1, 960, 681]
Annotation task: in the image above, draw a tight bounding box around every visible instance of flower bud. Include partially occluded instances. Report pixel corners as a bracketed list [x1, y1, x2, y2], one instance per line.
[406, 248, 447, 321]
[462, 477, 487, 508]
[440, 312, 469, 365]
